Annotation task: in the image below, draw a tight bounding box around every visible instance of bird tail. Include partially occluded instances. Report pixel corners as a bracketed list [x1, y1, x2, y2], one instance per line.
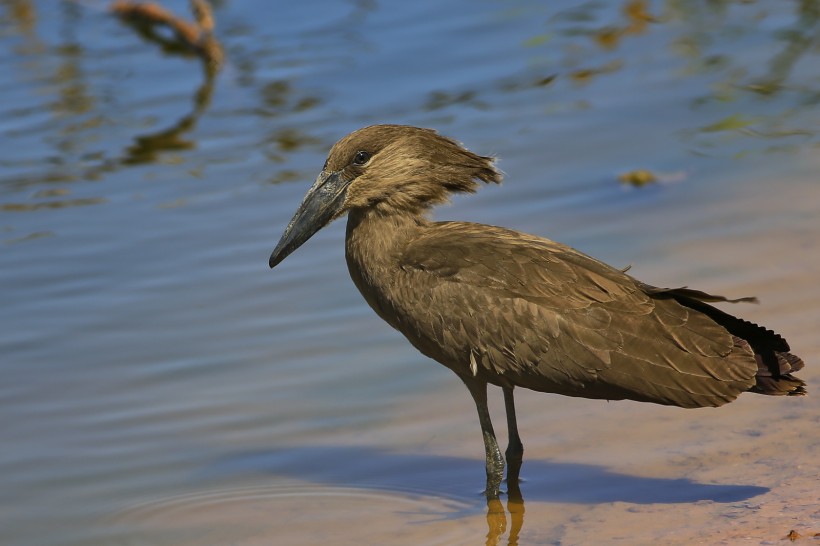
[646, 284, 808, 397]
[747, 344, 806, 396]
[692, 306, 807, 397]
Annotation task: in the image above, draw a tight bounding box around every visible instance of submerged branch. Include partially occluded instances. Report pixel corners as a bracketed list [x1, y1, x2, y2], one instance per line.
[111, 0, 223, 70]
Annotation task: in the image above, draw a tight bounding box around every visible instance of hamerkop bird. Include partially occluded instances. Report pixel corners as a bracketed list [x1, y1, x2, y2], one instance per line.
[269, 125, 806, 497]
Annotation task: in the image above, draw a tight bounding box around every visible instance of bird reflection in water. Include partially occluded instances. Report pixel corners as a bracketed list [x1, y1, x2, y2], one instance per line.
[485, 469, 525, 546]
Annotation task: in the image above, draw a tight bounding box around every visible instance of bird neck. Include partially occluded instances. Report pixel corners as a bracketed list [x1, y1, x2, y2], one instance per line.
[346, 209, 426, 270]
[344, 208, 427, 316]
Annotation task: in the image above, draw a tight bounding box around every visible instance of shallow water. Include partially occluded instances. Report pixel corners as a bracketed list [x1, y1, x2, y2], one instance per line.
[1, 1, 819, 545]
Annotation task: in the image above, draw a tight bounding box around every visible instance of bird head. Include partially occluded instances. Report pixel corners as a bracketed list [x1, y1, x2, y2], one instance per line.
[269, 124, 501, 268]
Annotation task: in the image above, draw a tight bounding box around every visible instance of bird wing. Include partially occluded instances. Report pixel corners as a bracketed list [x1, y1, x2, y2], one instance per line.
[398, 221, 757, 407]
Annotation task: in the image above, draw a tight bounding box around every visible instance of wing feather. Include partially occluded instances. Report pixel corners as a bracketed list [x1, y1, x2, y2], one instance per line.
[397, 222, 757, 407]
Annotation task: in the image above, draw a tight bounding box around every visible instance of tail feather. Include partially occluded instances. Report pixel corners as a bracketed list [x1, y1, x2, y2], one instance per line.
[657, 287, 807, 397]
[750, 371, 807, 396]
[751, 349, 806, 396]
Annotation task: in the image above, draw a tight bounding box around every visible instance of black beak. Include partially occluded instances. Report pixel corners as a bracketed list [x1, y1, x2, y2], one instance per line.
[269, 171, 349, 268]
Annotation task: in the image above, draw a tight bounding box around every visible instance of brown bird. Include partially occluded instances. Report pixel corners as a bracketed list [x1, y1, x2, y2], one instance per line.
[268, 124, 806, 497]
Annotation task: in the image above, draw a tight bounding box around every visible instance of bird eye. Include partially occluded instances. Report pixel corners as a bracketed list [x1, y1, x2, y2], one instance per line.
[352, 151, 371, 166]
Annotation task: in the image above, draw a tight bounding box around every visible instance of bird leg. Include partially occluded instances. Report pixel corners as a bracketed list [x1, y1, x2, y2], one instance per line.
[502, 385, 524, 488]
[463, 378, 505, 498]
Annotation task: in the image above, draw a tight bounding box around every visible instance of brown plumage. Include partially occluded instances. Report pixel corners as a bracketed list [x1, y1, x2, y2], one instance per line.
[269, 124, 806, 497]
